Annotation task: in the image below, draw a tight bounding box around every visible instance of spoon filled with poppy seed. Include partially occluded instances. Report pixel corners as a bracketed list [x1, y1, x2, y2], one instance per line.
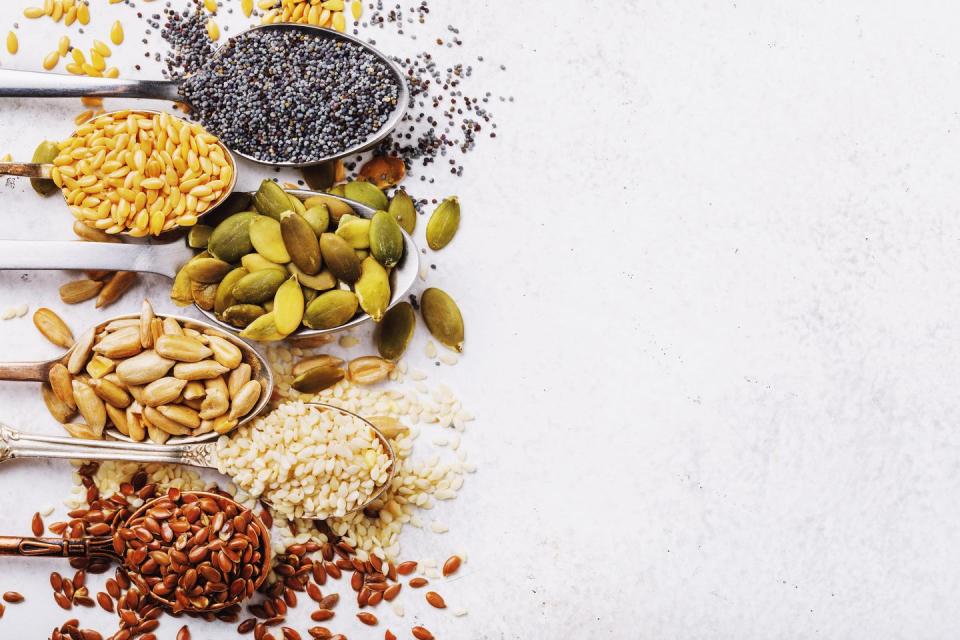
[0, 23, 408, 167]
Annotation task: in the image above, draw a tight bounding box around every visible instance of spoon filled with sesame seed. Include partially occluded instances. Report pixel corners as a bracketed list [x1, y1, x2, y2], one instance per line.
[0, 23, 408, 167]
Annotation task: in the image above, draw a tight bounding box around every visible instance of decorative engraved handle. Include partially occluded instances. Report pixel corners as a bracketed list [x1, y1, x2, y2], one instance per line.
[0, 535, 115, 558]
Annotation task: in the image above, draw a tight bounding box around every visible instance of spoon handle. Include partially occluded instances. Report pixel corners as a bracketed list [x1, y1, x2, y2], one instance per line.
[0, 240, 189, 279]
[0, 69, 181, 101]
[0, 535, 114, 558]
[0, 360, 53, 382]
[0, 162, 51, 179]
[0, 424, 216, 467]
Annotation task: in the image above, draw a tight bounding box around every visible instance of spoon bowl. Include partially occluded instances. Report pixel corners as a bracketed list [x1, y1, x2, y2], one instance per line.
[0, 309, 273, 444]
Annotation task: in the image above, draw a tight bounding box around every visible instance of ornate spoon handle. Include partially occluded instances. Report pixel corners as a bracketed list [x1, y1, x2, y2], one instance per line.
[0, 535, 115, 558]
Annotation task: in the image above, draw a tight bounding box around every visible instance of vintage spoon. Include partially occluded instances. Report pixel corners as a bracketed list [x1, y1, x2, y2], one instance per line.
[0, 491, 271, 613]
[0, 191, 421, 339]
[0, 23, 409, 168]
[0, 108, 239, 238]
[0, 310, 273, 444]
[0, 403, 398, 520]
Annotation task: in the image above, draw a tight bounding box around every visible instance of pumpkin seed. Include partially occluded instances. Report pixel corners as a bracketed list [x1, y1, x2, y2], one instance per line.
[375, 302, 415, 360]
[343, 180, 388, 210]
[369, 210, 404, 268]
[170, 263, 195, 307]
[253, 179, 293, 220]
[250, 215, 291, 264]
[232, 269, 287, 304]
[355, 257, 390, 322]
[335, 214, 371, 249]
[287, 193, 307, 215]
[187, 225, 213, 249]
[281, 211, 322, 275]
[304, 194, 353, 222]
[426, 196, 460, 250]
[207, 212, 257, 262]
[388, 188, 417, 234]
[302, 160, 338, 190]
[241, 253, 287, 273]
[303, 205, 330, 236]
[420, 288, 464, 352]
[303, 290, 359, 330]
[30, 140, 60, 196]
[274, 275, 305, 335]
[222, 304, 266, 328]
[292, 355, 345, 376]
[319, 232, 361, 284]
[291, 365, 345, 393]
[238, 311, 285, 342]
[288, 264, 337, 291]
[184, 257, 232, 283]
[214, 267, 249, 315]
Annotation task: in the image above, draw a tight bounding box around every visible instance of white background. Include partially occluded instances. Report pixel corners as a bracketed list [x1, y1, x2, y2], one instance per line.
[2, 1, 960, 638]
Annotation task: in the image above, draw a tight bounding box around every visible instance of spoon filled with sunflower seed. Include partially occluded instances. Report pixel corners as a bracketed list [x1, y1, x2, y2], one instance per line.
[0, 490, 271, 614]
[0, 23, 408, 167]
[0, 299, 272, 444]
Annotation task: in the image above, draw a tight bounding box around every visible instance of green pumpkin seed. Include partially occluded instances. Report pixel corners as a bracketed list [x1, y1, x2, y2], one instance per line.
[184, 257, 232, 284]
[355, 249, 369, 260]
[187, 225, 213, 249]
[241, 253, 287, 273]
[252, 179, 292, 220]
[335, 214, 371, 249]
[222, 304, 265, 328]
[327, 184, 346, 197]
[238, 311, 284, 341]
[207, 211, 257, 263]
[214, 267, 249, 314]
[291, 365, 345, 393]
[304, 194, 353, 222]
[303, 205, 330, 236]
[232, 269, 287, 304]
[302, 161, 337, 190]
[274, 275, 304, 335]
[420, 287, 464, 352]
[303, 289, 359, 330]
[355, 257, 390, 322]
[388, 189, 417, 234]
[426, 196, 460, 251]
[287, 193, 307, 215]
[32, 140, 60, 196]
[375, 301, 415, 360]
[343, 181, 388, 210]
[249, 216, 291, 264]
[281, 211, 322, 275]
[288, 264, 337, 291]
[302, 287, 318, 304]
[319, 232, 361, 284]
[369, 210, 404, 268]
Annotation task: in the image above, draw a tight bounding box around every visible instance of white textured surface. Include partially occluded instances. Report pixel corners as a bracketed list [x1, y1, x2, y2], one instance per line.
[1, 1, 959, 638]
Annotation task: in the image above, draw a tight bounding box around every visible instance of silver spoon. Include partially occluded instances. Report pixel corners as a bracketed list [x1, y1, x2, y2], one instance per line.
[0, 190, 421, 339]
[0, 23, 409, 168]
[0, 310, 273, 444]
[0, 403, 398, 520]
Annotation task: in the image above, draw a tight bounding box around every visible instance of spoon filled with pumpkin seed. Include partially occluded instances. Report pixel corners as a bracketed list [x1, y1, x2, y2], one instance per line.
[0, 185, 420, 341]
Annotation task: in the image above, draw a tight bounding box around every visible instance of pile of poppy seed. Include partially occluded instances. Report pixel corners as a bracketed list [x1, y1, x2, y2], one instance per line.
[176, 26, 400, 164]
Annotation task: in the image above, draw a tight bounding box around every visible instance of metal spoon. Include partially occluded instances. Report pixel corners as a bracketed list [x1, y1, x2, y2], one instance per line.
[0, 403, 399, 520]
[0, 190, 421, 339]
[0, 310, 273, 444]
[0, 23, 409, 168]
[0, 491, 272, 613]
